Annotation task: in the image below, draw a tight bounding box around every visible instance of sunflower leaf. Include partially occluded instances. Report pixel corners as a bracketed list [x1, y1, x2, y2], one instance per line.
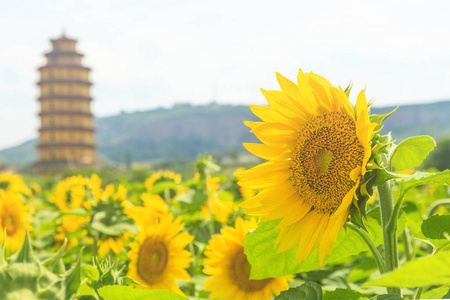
[97, 285, 188, 300]
[421, 285, 450, 299]
[244, 215, 388, 279]
[368, 295, 404, 300]
[364, 250, 450, 288]
[394, 170, 450, 191]
[421, 214, 450, 240]
[274, 281, 322, 300]
[323, 288, 367, 300]
[390, 136, 436, 172]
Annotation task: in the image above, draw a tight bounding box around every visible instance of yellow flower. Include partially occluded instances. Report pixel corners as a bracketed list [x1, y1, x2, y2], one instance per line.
[145, 170, 182, 191]
[0, 172, 32, 197]
[54, 214, 87, 251]
[237, 69, 377, 264]
[97, 231, 132, 257]
[127, 214, 193, 295]
[0, 190, 32, 253]
[125, 193, 168, 227]
[203, 217, 290, 300]
[52, 175, 90, 211]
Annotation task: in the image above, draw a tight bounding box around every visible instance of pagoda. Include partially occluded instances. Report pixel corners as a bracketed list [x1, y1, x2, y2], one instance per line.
[37, 33, 96, 171]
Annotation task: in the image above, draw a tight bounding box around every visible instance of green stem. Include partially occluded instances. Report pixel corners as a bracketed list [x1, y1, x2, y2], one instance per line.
[347, 223, 385, 273]
[403, 226, 414, 262]
[428, 198, 450, 217]
[414, 287, 423, 300]
[378, 181, 401, 296]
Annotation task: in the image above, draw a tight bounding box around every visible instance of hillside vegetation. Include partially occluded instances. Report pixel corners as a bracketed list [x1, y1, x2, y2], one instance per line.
[1, 101, 450, 166]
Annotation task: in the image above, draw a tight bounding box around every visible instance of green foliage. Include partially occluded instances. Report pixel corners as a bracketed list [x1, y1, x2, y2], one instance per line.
[390, 136, 436, 171]
[421, 214, 450, 240]
[274, 281, 322, 300]
[97, 285, 188, 300]
[421, 285, 450, 299]
[365, 250, 450, 288]
[423, 136, 450, 171]
[323, 288, 367, 300]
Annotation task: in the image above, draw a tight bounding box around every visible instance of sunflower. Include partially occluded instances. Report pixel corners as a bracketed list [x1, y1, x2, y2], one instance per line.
[203, 217, 290, 299]
[236, 69, 377, 264]
[97, 231, 133, 257]
[0, 190, 31, 252]
[127, 213, 193, 294]
[0, 172, 32, 197]
[52, 175, 93, 211]
[125, 193, 168, 227]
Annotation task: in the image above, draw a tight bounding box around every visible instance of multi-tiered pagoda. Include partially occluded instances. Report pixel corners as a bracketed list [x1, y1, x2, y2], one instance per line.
[37, 33, 96, 171]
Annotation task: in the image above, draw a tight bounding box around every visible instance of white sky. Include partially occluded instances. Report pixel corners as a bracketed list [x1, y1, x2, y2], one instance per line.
[1, 0, 450, 150]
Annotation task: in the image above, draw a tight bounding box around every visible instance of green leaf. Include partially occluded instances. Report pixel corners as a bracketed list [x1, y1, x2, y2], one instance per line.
[421, 214, 450, 240]
[121, 276, 142, 286]
[347, 259, 377, 283]
[368, 295, 403, 300]
[274, 281, 322, 300]
[395, 170, 450, 191]
[323, 288, 367, 300]
[364, 250, 450, 288]
[81, 265, 100, 284]
[97, 285, 188, 300]
[244, 216, 383, 279]
[150, 181, 177, 194]
[391, 136, 436, 171]
[421, 285, 449, 299]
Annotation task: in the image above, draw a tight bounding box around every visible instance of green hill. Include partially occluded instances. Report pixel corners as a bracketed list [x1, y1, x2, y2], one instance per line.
[1, 101, 450, 166]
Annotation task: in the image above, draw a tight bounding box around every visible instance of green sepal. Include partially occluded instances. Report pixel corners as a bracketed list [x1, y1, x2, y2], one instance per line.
[43, 238, 68, 275]
[349, 205, 368, 232]
[370, 107, 398, 132]
[372, 169, 404, 187]
[344, 81, 353, 98]
[14, 227, 36, 264]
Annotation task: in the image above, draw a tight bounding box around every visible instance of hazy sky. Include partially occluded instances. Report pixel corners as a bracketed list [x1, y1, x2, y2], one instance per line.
[1, 0, 450, 150]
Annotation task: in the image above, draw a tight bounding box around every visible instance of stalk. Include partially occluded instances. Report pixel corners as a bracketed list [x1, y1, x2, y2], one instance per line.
[347, 223, 385, 273]
[378, 181, 401, 296]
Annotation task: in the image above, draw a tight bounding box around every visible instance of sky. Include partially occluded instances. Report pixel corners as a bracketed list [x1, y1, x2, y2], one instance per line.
[1, 0, 450, 150]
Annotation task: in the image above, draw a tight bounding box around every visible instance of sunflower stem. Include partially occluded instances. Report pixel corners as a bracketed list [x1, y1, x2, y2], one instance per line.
[403, 226, 414, 262]
[414, 287, 423, 300]
[378, 181, 401, 296]
[347, 223, 385, 273]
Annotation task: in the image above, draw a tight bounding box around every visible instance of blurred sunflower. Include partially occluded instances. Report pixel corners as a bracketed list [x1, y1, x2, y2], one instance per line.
[125, 193, 168, 227]
[0, 172, 32, 197]
[203, 217, 290, 299]
[201, 194, 234, 224]
[127, 213, 193, 294]
[52, 175, 92, 211]
[237, 69, 377, 264]
[97, 231, 133, 257]
[54, 214, 88, 251]
[145, 170, 182, 201]
[0, 190, 31, 252]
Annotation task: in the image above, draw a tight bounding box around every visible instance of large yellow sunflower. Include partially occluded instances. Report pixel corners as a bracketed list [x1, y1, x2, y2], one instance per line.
[203, 217, 290, 299]
[127, 213, 193, 295]
[0, 190, 31, 252]
[236, 69, 377, 264]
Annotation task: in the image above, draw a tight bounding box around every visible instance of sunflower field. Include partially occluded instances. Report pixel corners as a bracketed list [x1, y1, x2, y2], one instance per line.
[1, 70, 450, 300]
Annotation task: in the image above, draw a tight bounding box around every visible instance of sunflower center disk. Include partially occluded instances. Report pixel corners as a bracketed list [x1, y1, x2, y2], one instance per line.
[230, 247, 273, 293]
[137, 238, 168, 283]
[2, 213, 17, 236]
[291, 112, 365, 214]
